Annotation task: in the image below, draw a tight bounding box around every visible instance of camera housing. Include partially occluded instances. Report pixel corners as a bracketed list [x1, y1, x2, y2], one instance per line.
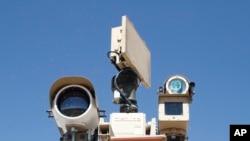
[49, 76, 99, 135]
[158, 75, 195, 139]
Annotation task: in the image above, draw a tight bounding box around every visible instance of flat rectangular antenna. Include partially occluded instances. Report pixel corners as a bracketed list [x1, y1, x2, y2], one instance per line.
[111, 15, 151, 88]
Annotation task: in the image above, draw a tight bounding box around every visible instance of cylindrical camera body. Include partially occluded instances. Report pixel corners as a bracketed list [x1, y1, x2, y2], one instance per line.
[49, 76, 99, 134]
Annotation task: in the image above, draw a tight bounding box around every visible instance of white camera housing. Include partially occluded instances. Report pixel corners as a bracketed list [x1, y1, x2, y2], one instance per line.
[49, 76, 99, 135]
[158, 95, 190, 135]
[110, 15, 151, 88]
[158, 75, 194, 136]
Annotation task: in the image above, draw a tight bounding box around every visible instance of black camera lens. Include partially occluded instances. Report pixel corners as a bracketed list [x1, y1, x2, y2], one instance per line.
[57, 86, 90, 117]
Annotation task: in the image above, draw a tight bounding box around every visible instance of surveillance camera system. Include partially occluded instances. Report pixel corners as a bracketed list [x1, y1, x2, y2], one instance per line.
[48, 76, 99, 141]
[158, 75, 195, 140]
[47, 16, 196, 141]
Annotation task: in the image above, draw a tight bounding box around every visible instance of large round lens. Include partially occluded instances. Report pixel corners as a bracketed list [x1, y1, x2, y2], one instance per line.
[57, 86, 90, 117]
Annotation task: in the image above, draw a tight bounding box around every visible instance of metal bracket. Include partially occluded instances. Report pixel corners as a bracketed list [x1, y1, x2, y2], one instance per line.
[98, 109, 107, 118]
[46, 110, 54, 118]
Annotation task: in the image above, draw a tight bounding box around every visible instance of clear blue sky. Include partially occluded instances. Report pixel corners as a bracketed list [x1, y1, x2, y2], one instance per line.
[1, 1, 249, 141]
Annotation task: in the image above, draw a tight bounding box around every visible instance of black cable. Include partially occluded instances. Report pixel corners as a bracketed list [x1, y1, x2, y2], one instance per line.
[107, 51, 121, 71]
[114, 69, 141, 113]
[114, 70, 132, 106]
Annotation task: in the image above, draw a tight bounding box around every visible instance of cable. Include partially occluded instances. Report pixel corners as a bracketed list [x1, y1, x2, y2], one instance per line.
[106, 51, 119, 62]
[107, 51, 121, 71]
[114, 70, 132, 106]
[113, 69, 141, 113]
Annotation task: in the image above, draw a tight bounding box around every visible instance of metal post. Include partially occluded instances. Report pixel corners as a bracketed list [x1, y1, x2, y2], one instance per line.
[71, 127, 76, 141]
